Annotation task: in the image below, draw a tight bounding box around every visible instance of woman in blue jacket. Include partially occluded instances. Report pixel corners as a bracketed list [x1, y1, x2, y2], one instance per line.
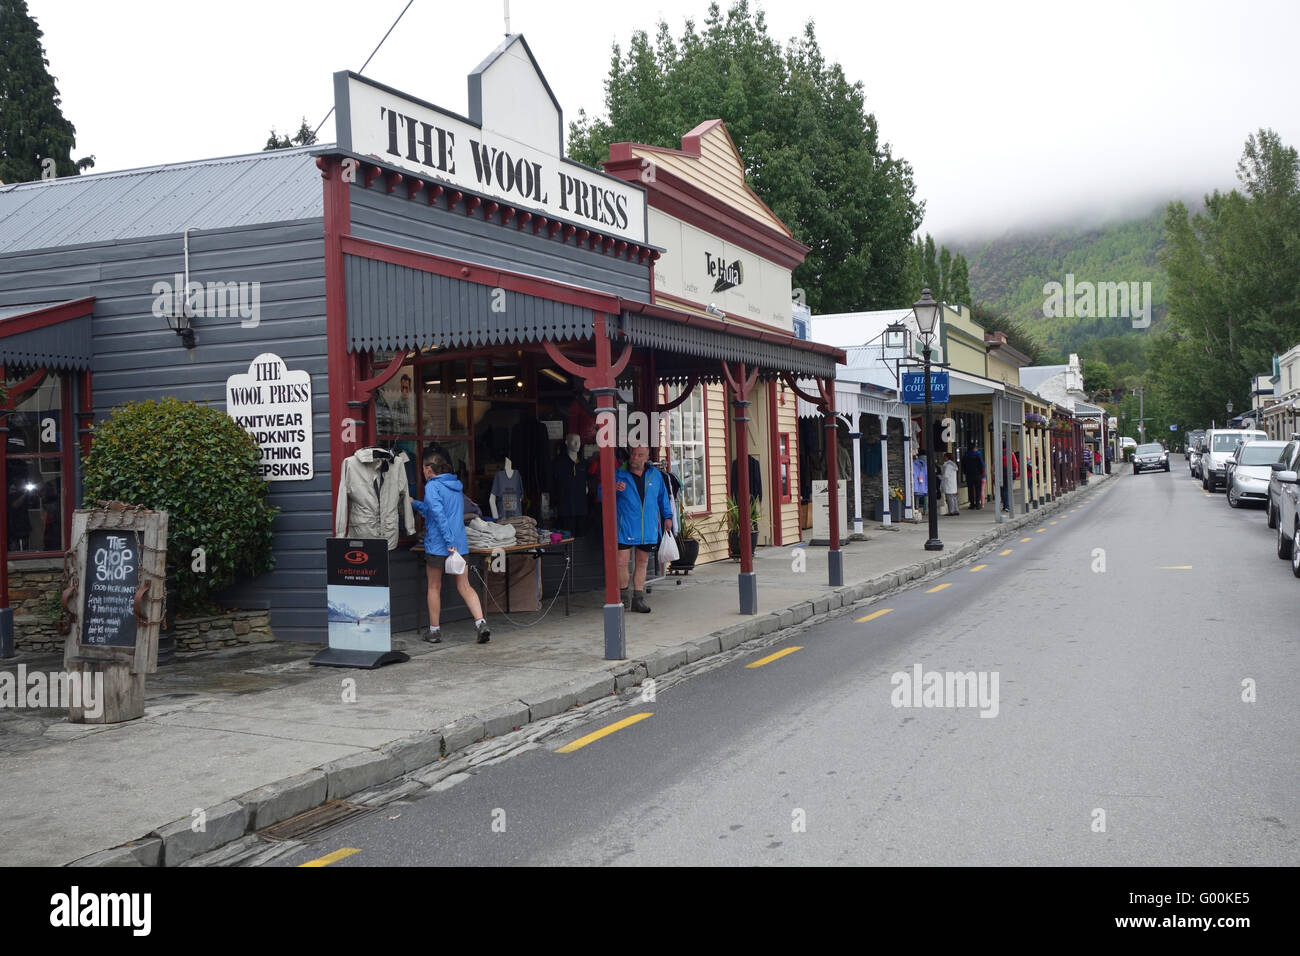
[599, 444, 673, 613]
[412, 449, 490, 644]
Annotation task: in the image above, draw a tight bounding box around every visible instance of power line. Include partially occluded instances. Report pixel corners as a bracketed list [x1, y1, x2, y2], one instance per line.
[312, 0, 416, 141]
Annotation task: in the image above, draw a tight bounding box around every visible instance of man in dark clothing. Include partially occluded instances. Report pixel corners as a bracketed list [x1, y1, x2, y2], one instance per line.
[961, 445, 985, 509]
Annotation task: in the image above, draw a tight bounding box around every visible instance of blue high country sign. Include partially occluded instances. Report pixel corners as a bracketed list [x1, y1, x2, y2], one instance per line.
[902, 371, 949, 404]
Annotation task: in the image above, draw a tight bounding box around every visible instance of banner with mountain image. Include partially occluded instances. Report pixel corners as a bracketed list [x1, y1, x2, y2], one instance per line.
[326, 538, 391, 652]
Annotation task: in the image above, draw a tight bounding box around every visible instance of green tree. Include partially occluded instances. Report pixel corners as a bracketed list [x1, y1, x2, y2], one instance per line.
[568, 1, 923, 313]
[0, 0, 94, 184]
[1080, 358, 1114, 400]
[264, 117, 318, 151]
[948, 253, 971, 306]
[82, 399, 278, 613]
[971, 303, 1043, 365]
[922, 233, 940, 296]
[1154, 128, 1300, 428]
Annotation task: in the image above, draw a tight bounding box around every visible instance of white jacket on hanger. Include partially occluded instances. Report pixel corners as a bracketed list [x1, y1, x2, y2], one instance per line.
[334, 447, 415, 549]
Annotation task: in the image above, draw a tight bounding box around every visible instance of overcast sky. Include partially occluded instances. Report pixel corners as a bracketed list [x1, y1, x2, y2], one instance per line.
[24, 0, 1299, 241]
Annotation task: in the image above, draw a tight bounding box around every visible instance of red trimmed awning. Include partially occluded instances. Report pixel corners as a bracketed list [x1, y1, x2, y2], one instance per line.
[0, 297, 95, 370]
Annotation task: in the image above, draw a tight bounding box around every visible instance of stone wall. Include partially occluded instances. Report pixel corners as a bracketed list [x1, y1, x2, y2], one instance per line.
[7, 561, 276, 654]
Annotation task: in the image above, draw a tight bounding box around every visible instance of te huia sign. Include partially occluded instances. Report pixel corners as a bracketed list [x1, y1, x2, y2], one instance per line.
[333, 37, 646, 244]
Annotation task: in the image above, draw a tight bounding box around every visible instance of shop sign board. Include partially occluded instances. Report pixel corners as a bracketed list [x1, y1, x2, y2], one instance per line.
[226, 353, 314, 482]
[324, 537, 391, 653]
[335, 67, 646, 244]
[650, 209, 795, 331]
[901, 371, 950, 404]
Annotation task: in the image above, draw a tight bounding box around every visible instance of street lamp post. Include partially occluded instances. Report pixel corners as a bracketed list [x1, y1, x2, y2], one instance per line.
[912, 288, 943, 552]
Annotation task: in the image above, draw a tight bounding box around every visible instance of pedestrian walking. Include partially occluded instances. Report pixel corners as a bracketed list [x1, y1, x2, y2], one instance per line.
[413, 448, 490, 644]
[941, 452, 959, 515]
[962, 444, 985, 509]
[1001, 442, 1019, 514]
[912, 454, 929, 518]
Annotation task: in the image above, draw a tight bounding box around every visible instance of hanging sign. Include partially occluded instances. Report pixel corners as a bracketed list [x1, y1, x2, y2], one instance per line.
[902, 371, 949, 404]
[226, 353, 314, 481]
[335, 64, 646, 244]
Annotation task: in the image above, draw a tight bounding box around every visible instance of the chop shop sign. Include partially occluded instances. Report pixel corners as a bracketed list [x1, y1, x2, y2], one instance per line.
[335, 72, 646, 244]
[226, 353, 314, 482]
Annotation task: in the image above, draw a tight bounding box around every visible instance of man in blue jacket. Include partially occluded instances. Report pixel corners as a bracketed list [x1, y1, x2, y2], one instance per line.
[601, 444, 673, 613]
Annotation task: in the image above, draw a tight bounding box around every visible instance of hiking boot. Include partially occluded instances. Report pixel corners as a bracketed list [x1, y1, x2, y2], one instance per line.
[475, 619, 491, 644]
[423, 627, 442, 644]
[630, 591, 651, 613]
[621, 588, 631, 610]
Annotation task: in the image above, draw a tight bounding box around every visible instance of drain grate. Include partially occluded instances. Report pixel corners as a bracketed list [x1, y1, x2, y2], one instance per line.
[258, 800, 366, 842]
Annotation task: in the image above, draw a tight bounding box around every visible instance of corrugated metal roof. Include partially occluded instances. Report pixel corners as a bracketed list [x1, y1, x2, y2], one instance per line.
[0, 144, 328, 254]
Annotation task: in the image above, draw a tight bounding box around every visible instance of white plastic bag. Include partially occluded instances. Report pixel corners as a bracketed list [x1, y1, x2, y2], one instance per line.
[444, 550, 466, 575]
[658, 533, 680, 565]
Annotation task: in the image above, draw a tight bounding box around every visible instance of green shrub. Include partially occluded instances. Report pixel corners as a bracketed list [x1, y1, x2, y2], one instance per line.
[81, 397, 278, 612]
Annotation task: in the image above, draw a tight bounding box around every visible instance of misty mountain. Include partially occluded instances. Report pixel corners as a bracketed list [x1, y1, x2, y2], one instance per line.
[950, 204, 1174, 355]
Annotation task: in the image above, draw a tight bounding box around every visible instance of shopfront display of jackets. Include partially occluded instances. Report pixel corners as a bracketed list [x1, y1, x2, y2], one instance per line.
[334, 447, 415, 549]
[729, 454, 763, 501]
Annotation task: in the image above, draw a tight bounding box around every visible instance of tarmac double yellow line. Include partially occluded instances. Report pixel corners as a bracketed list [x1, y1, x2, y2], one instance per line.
[555, 712, 653, 754]
[299, 847, 360, 867]
[746, 646, 803, 669]
[856, 607, 893, 623]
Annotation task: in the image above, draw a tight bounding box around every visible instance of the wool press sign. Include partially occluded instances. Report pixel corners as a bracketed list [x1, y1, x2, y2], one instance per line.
[226, 353, 314, 481]
[335, 70, 646, 244]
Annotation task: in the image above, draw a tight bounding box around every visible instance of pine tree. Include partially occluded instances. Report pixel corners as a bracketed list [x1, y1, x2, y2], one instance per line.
[264, 117, 319, 151]
[948, 253, 972, 306]
[938, 246, 952, 302]
[922, 234, 940, 294]
[0, 0, 93, 184]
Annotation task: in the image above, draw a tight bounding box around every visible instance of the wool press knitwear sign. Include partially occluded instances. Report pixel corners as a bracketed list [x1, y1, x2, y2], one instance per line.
[225, 352, 314, 481]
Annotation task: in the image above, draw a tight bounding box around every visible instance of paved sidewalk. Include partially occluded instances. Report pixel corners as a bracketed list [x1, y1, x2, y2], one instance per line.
[0, 471, 1121, 866]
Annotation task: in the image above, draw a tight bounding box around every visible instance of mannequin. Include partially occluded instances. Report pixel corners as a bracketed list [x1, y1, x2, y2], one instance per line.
[489, 457, 524, 519]
[552, 433, 588, 534]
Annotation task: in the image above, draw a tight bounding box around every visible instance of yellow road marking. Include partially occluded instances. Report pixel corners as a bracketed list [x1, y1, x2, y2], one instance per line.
[1020, 537, 1031, 542]
[926, 583, 952, 593]
[555, 712, 653, 753]
[999, 549, 1013, 556]
[970, 564, 988, 572]
[299, 847, 360, 868]
[746, 646, 803, 669]
[1049, 520, 1058, 525]
[1159, 565, 1194, 570]
[856, 608, 893, 623]
[1036, 528, 1046, 533]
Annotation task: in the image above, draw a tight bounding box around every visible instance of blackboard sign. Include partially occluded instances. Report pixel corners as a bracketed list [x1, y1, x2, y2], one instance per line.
[80, 529, 140, 648]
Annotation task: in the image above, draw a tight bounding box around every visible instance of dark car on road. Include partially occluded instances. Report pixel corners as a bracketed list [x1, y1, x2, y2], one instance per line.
[1132, 442, 1169, 474]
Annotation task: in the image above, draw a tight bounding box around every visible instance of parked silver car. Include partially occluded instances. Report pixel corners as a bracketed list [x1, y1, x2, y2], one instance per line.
[1266, 440, 1300, 528]
[1225, 440, 1287, 507]
[1272, 457, 1300, 576]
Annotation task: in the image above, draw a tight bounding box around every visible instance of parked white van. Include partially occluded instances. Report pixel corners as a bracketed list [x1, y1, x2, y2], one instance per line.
[1201, 428, 1267, 491]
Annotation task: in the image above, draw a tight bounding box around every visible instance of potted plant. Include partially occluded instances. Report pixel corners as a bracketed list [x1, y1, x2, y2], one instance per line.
[669, 515, 703, 573]
[721, 495, 761, 559]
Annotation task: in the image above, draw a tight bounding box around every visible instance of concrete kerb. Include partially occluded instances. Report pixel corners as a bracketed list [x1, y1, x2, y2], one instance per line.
[77, 475, 1115, 867]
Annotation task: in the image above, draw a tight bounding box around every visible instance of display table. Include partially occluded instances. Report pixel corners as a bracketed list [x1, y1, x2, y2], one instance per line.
[412, 537, 574, 616]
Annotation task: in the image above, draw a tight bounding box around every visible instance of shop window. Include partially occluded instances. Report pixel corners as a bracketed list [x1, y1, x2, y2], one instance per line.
[665, 384, 706, 512]
[4, 371, 69, 556]
[778, 432, 792, 503]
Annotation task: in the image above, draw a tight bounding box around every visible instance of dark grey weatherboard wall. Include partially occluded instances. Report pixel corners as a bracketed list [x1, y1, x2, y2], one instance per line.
[345, 256, 596, 352]
[0, 219, 331, 643]
[349, 183, 651, 303]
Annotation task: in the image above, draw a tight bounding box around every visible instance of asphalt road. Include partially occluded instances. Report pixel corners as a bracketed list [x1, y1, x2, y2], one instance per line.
[271, 467, 1300, 866]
